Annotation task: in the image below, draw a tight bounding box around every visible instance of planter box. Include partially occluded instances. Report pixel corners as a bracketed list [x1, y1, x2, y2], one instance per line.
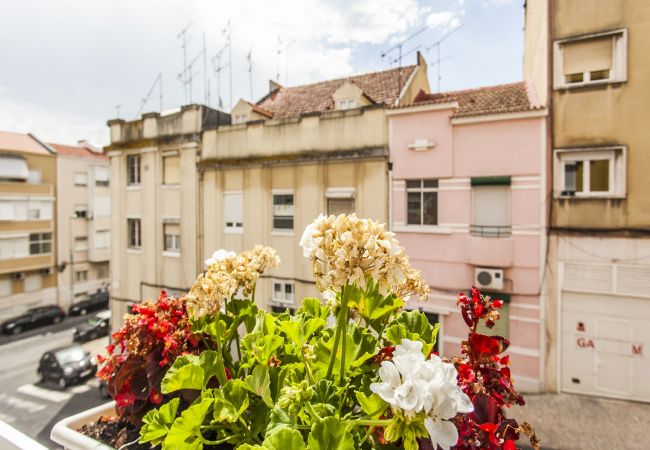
[50, 401, 116, 450]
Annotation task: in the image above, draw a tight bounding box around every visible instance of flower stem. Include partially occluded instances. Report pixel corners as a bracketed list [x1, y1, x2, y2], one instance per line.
[326, 285, 349, 380]
[213, 309, 228, 386]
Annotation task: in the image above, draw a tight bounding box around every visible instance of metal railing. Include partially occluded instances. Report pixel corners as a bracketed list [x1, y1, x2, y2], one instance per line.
[469, 225, 512, 238]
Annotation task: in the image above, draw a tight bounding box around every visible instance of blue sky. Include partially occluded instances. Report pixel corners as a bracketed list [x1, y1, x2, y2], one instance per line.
[0, 0, 524, 145]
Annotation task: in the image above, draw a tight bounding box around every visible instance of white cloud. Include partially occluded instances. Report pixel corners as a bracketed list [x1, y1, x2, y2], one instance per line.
[482, 0, 517, 7]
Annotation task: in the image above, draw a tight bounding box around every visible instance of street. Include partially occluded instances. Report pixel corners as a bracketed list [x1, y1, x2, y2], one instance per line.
[0, 316, 110, 449]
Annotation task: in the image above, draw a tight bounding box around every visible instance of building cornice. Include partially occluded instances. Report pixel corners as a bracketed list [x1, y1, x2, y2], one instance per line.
[451, 109, 547, 125]
[386, 102, 459, 116]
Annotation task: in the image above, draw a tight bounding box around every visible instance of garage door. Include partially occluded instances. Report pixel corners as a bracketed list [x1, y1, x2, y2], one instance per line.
[561, 291, 650, 401]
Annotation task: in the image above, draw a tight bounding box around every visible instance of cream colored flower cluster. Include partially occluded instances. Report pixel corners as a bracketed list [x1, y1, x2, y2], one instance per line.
[299, 214, 430, 300]
[186, 246, 280, 318]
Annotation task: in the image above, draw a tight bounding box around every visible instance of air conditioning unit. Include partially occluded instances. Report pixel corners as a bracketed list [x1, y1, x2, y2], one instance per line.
[11, 272, 25, 281]
[474, 268, 504, 290]
[40, 267, 53, 276]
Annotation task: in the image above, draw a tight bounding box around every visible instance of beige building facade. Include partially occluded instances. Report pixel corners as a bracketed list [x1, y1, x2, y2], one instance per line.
[0, 131, 58, 321]
[51, 142, 110, 309]
[105, 106, 229, 329]
[525, 0, 650, 401]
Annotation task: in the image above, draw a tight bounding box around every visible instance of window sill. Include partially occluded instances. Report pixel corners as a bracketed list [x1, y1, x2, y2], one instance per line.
[161, 184, 180, 189]
[126, 185, 141, 191]
[555, 78, 625, 90]
[126, 248, 142, 254]
[392, 225, 452, 235]
[224, 227, 244, 235]
[162, 251, 181, 258]
[271, 230, 295, 237]
[556, 193, 625, 200]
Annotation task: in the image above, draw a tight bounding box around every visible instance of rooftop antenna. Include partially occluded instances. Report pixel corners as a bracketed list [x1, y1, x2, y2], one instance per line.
[177, 22, 193, 102]
[138, 73, 163, 115]
[247, 49, 254, 100]
[426, 24, 464, 92]
[222, 19, 233, 110]
[178, 47, 205, 104]
[276, 35, 282, 82]
[284, 39, 296, 85]
[381, 26, 428, 96]
[391, 44, 422, 65]
[211, 46, 229, 109]
[115, 104, 122, 118]
[203, 32, 208, 105]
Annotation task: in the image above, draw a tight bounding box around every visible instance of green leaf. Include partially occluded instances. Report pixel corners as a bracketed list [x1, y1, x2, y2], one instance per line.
[161, 355, 203, 393]
[245, 365, 273, 407]
[242, 334, 284, 367]
[226, 299, 259, 332]
[265, 406, 293, 437]
[198, 350, 226, 389]
[384, 310, 439, 355]
[139, 398, 179, 446]
[311, 379, 340, 405]
[279, 316, 326, 346]
[348, 281, 404, 333]
[312, 324, 376, 379]
[297, 298, 330, 320]
[264, 428, 306, 450]
[308, 417, 355, 450]
[163, 398, 213, 450]
[355, 392, 388, 419]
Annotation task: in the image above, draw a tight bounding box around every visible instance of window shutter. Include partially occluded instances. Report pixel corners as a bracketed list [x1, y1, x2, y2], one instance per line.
[473, 186, 509, 227]
[564, 36, 613, 75]
[224, 193, 243, 226]
[0, 156, 29, 181]
[165, 223, 180, 236]
[94, 197, 111, 217]
[163, 156, 180, 184]
[24, 274, 42, 292]
[95, 167, 109, 182]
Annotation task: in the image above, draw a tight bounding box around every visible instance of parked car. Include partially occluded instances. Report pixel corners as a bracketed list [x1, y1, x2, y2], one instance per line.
[68, 290, 109, 316]
[37, 344, 96, 389]
[73, 310, 110, 343]
[0, 305, 66, 335]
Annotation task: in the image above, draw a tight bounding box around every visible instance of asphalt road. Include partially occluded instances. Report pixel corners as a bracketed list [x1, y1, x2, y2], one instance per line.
[0, 312, 92, 346]
[0, 319, 110, 449]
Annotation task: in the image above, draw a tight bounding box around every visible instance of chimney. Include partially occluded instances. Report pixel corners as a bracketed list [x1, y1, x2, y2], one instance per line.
[269, 80, 283, 93]
[78, 139, 100, 153]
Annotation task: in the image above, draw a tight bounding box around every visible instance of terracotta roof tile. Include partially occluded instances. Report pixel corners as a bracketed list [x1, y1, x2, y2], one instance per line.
[0, 130, 51, 155]
[257, 65, 417, 118]
[50, 143, 107, 160]
[409, 81, 542, 118]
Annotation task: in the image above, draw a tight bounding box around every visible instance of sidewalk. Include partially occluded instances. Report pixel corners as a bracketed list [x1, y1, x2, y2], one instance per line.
[509, 393, 650, 450]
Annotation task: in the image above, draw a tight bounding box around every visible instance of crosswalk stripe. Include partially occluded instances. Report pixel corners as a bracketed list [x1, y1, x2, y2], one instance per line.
[16, 384, 71, 403]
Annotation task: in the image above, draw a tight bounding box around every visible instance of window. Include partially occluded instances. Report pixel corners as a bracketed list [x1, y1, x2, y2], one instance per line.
[271, 305, 295, 315]
[128, 218, 141, 249]
[232, 114, 247, 124]
[95, 167, 109, 187]
[406, 180, 438, 226]
[272, 193, 294, 230]
[555, 147, 625, 198]
[74, 205, 88, 219]
[0, 278, 11, 297]
[127, 155, 141, 185]
[0, 235, 29, 260]
[163, 155, 180, 185]
[272, 281, 294, 304]
[97, 263, 109, 279]
[74, 172, 88, 186]
[94, 197, 110, 217]
[555, 29, 627, 88]
[476, 293, 510, 339]
[163, 223, 180, 253]
[27, 200, 52, 220]
[29, 233, 52, 255]
[471, 178, 511, 237]
[0, 155, 29, 181]
[326, 187, 355, 216]
[27, 170, 42, 184]
[224, 192, 244, 231]
[95, 230, 110, 249]
[74, 236, 88, 251]
[24, 274, 42, 292]
[75, 270, 88, 282]
[337, 99, 357, 110]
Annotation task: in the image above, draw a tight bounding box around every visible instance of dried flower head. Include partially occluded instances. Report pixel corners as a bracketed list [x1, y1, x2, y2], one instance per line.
[187, 246, 280, 318]
[300, 214, 429, 300]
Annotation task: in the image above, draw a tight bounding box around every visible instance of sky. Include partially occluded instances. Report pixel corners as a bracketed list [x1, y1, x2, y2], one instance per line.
[0, 0, 524, 146]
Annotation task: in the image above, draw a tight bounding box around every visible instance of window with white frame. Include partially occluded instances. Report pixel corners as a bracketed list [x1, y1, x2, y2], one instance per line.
[554, 29, 627, 88]
[95, 167, 109, 187]
[471, 179, 511, 237]
[128, 218, 141, 249]
[337, 99, 357, 110]
[272, 193, 294, 230]
[24, 274, 42, 292]
[0, 278, 11, 297]
[326, 187, 355, 215]
[27, 200, 52, 220]
[232, 114, 247, 124]
[0, 235, 28, 260]
[74, 172, 88, 186]
[74, 236, 88, 251]
[224, 192, 243, 231]
[272, 281, 294, 304]
[29, 232, 52, 255]
[127, 155, 141, 185]
[163, 223, 180, 253]
[406, 180, 438, 226]
[163, 155, 180, 185]
[95, 230, 110, 249]
[555, 147, 626, 198]
[74, 204, 88, 219]
[75, 270, 88, 283]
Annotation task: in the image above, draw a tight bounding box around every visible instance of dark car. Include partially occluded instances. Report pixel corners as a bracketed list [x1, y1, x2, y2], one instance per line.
[68, 290, 109, 316]
[37, 344, 96, 389]
[73, 310, 111, 343]
[0, 305, 65, 335]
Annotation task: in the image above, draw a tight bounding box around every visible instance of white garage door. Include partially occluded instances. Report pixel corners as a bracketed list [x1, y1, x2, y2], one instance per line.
[562, 291, 650, 401]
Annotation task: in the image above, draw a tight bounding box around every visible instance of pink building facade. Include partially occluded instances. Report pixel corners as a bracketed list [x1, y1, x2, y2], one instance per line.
[388, 83, 547, 392]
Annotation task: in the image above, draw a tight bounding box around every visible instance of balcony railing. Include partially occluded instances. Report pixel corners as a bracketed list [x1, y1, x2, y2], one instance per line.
[469, 225, 512, 238]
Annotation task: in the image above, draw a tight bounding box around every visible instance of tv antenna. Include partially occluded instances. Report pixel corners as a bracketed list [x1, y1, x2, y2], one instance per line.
[211, 46, 229, 109]
[177, 22, 193, 102]
[115, 104, 122, 118]
[137, 73, 163, 115]
[247, 49, 254, 100]
[426, 24, 464, 92]
[276, 36, 297, 85]
[381, 26, 428, 95]
[177, 47, 205, 104]
[222, 19, 233, 110]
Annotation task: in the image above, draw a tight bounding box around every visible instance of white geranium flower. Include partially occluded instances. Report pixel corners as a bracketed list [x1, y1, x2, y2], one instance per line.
[299, 214, 326, 258]
[205, 249, 236, 267]
[370, 339, 473, 450]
